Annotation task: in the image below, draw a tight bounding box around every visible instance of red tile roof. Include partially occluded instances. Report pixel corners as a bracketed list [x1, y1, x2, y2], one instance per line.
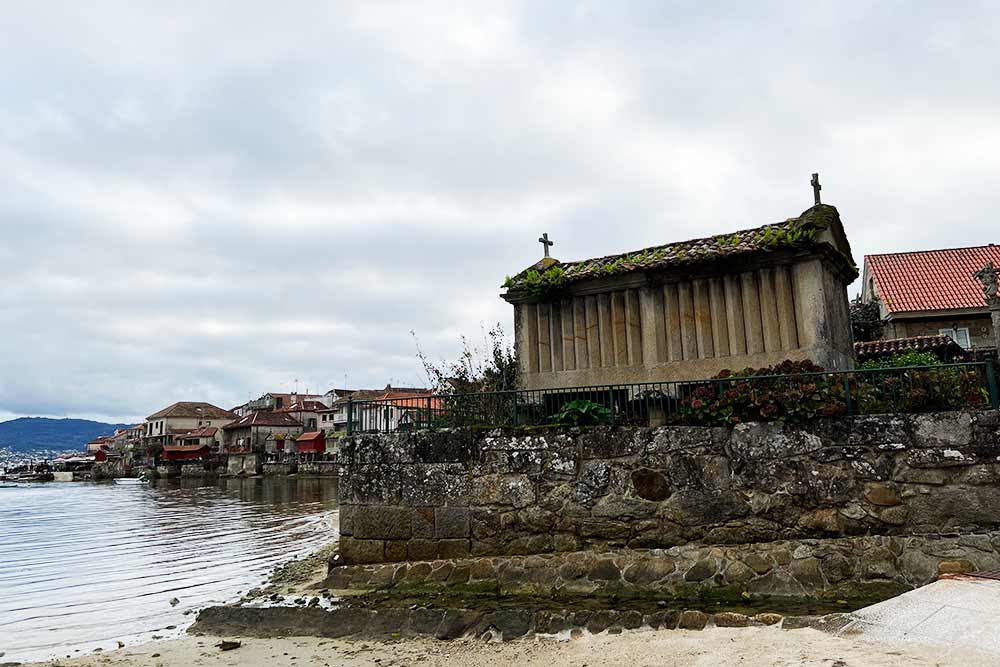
[147, 402, 237, 420]
[223, 412, 303, 430]
[296, 431, 324, 441]
[854, 335, 968, 361]
[177, 426, 218, 438]
[867, 245, 1000, 314]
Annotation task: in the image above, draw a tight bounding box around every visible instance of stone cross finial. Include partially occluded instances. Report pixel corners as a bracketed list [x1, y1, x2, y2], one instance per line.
[973, 261, 1000, 307]
[811, 173, 822, 206]
[538, 232, 554, 258]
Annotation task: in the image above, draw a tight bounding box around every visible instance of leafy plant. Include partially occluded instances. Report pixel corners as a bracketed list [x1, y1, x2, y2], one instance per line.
[677, 358, 987, 426]
[860, 350, 940, 370]
[850, 295, 884, 343]
[552, 399, 613, 427]
[506, 266, 565, 297]
[413, 323, 518, 394]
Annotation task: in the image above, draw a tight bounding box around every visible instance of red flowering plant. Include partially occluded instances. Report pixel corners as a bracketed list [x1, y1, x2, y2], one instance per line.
[678, 360, 848, 426]
[677, 359, 988, 426]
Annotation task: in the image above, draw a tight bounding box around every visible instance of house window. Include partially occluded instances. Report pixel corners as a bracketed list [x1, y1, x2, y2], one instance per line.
[939, 327, 971, 348]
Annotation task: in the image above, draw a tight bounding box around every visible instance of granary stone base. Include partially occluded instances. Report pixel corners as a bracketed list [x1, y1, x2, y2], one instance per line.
[337, 411, 1000, 565]
[326, 533, 1000, 601]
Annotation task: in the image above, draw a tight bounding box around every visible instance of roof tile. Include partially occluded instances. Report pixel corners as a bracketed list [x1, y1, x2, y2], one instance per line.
[867, 245, 1000, 314]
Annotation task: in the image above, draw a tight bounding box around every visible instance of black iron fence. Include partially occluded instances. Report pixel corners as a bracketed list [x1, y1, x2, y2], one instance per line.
[345, 362, 999, 434]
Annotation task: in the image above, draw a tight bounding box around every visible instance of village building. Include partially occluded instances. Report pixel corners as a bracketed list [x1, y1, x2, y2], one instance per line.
[862, 245, 1000, 354]
[275, 399, 327, 431]
[232, 391, 327, 417]
[502, 191, 858, 390]
[143, 402, 237, 450]
[222, 410, 304, 454]
[319, 386, 432, 432]
[159, 425, 225, 463]
[353, 388, 439, 432]
[85, 436, 112, 455]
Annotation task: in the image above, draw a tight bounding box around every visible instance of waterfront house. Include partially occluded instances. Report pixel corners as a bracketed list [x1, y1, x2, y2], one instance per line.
[161, 427, 217, 462]
[222, 411, 304, 454]
[85, 436, 112, 454]
[232, 391, 327, 418]
[317, 384, 433, 433]
[319, 392, 377, 432]
[276, 399, 327, 431]
[502, 197, 858, 391]
[353, 388, 439, 432]
[144, 402, 237, 451]
[862, 245, 1000, 354]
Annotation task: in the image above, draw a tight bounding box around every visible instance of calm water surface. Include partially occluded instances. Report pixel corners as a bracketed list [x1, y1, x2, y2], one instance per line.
[0, 478, 338, 662]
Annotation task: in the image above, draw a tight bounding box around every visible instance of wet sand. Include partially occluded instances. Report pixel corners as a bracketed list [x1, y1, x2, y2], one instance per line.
[20, 625, 996, 667]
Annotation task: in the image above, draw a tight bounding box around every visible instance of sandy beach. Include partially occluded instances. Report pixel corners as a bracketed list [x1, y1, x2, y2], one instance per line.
[18, 626, 997, 667]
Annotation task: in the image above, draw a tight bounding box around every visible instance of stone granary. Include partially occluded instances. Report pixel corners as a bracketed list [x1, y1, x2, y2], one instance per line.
[502, 200, 858, 390]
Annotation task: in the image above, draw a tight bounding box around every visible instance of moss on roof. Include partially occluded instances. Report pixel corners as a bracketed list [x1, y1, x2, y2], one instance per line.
[502, 204, 852, 298]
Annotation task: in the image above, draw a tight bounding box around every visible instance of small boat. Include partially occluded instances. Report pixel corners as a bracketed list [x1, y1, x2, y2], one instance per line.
[114, 477, 149, 486]
[0, 482, 18, 489]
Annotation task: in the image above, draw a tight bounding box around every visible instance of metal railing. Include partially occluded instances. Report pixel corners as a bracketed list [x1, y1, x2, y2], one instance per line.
[345, 362, 999, 434]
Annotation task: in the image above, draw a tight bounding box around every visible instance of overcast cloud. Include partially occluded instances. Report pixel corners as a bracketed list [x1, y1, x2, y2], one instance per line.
[1, 1, 997, 423]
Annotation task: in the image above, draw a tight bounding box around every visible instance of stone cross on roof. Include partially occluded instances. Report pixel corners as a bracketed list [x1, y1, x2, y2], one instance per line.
[811, 173, 822, 206]
[538, 232, 554, 258]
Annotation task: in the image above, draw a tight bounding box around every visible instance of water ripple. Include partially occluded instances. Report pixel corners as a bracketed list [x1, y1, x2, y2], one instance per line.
[0, 478, 338, 662]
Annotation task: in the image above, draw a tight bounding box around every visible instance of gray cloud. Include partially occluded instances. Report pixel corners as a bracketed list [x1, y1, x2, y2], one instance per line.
[1, 1, 997, 421]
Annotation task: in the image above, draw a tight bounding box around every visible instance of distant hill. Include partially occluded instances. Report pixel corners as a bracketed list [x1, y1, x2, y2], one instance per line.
[0, 417, 131, 452]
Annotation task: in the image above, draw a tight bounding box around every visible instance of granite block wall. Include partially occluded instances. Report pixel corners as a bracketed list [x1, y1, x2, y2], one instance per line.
[336, 411, 1000, 565]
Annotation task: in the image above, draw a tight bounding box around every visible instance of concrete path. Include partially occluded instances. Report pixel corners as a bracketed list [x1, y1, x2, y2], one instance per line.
[838, 575, 1000, 664]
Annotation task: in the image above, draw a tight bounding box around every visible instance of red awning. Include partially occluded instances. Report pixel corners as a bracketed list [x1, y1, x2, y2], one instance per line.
[162, 445, 209, 461]
[295, 433, 325, 454]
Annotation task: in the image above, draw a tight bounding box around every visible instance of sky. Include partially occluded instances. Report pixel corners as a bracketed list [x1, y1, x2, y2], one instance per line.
[1, 1, 997, 424]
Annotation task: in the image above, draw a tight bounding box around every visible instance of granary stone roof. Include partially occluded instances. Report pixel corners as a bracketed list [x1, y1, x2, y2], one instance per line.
[502, 204, 857, 299]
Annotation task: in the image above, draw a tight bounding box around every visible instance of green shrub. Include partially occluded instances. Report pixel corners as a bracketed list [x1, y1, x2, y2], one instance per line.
[677, 358, 986, 426]
[552, 399, 613, 427]
[859, 350, 941, 369]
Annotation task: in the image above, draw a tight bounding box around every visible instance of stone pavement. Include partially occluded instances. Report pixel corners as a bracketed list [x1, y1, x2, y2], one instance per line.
[838, 575, 1000, 663]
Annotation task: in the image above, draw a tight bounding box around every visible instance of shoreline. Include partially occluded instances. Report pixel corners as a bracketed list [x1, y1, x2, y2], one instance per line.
[13, 536, 999, 667]
[18, 624, 991, 667]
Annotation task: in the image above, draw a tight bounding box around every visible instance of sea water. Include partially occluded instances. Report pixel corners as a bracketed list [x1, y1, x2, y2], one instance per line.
[0, 477, 338, 662]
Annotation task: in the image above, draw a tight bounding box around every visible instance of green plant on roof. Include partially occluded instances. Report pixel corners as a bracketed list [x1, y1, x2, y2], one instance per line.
[506, 221, 823, 292]
[510, 265, 565, 297]
[760, 224, 818, 250]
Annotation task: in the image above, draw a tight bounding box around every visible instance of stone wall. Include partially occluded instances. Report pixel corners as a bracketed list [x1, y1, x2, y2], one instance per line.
[299, 462, 339, 476]
[328, 533, 1000, 601]
[337, 411, 1000, 565]
[156, 462, 220, 478]
[226, 453, 262, 476]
